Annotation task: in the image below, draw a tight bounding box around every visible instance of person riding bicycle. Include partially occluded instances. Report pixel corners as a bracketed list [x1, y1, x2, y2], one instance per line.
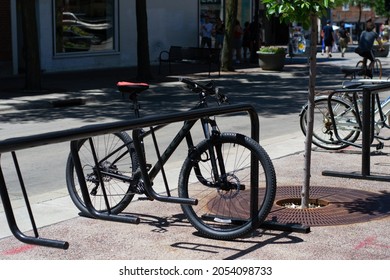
[356, 19, 384, 78]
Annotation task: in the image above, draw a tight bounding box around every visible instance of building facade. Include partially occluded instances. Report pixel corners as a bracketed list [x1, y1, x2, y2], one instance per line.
[0, 0, 289, 76]
[0, 1, 12, 76]
[332, 3, 377, 24]
[331, 4, 387, 41]
[0, 0, 248, 76]
[16, 0, 200, 75]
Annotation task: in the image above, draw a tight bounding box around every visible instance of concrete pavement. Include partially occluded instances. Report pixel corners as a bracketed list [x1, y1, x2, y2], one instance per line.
[1, 50, 390, 260]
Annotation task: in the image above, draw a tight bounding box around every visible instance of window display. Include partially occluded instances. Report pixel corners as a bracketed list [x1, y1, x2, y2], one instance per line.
[54, 0, 115, 54]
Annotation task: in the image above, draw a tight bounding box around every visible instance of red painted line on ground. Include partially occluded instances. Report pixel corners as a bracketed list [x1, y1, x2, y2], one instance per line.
[355, 236, 376, 250]
[355, 236, 390, 250]
[1, 244, 35, 255]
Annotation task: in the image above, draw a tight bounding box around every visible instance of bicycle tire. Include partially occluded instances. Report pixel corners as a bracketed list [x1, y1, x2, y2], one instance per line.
[372, 59, 382, 79]
[300, 96, 360, 150]
[356, 59, 382, 79]
[356, 60, 364, 69]
[356, 60, 368, 78]
[66, 132, 138, 215]
[178, 133, 276, 240]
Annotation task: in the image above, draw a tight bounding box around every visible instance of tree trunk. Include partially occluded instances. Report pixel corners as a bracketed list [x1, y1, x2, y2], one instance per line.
[221, 0, 237, 72]
[136, 0, 153, 81]
[250, 0, 260, 63]
[357, 4, 362, 40]
[20, 0, 41, 90]
[301, 14, 318, 208]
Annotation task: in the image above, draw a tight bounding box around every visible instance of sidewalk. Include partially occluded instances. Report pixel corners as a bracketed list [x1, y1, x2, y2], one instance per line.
[1, 51, 390, 260]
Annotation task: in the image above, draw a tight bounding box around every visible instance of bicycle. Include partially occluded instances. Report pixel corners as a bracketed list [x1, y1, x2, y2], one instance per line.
[341, 57, 382, 80]
[66, 77, 277, 240]
[300, 52, 387, 151]
[356, 58, 382, 79]
[299, 80, 390, 150]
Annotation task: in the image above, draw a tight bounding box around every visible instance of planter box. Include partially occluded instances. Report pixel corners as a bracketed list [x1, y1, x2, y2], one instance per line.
[256, 51, 286, 71]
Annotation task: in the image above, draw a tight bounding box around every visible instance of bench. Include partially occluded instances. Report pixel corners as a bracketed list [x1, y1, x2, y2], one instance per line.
[159, 46, 221, 77]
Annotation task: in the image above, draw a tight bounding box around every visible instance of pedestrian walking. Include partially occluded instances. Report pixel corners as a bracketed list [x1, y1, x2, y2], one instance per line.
[322, 19, 335, 58]
[338, 22, 350, 57]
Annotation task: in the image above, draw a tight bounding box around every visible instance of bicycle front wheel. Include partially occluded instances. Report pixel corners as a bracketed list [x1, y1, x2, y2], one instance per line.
[371, 59, 382, 79]
[66, 132, 138, 215]
[355, 60, 369, 78]
[300, 96, 360, 150]
[356, 59, 382, 79]
[178, 133, 276, 240]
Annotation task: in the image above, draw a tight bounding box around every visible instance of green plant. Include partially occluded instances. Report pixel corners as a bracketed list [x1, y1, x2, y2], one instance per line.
[258, 46, 286, 54]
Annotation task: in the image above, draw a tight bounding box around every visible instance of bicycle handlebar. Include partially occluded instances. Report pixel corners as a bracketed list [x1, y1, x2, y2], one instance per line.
[179, 77, 228, 104]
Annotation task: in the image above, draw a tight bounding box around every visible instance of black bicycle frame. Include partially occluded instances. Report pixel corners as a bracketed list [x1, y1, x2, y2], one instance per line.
[88, 97, 225, 206]
[131, 116, 214, 205]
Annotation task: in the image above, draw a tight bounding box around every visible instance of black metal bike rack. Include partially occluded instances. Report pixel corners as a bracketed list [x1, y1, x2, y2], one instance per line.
[323, 82, 390, 181]
[0, 104, 261, 249]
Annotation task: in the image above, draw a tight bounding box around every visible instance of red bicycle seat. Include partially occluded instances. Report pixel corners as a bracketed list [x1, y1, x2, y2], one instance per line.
[116, 81, 149, 94]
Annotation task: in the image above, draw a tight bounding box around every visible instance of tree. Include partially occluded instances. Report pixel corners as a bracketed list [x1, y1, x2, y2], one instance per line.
[135, 0, 153, 80]
[20, 0, 41, 90]
[250, 0, 260, 63]
[221, 0, 261, 68]
[221, 0, 238, 72]
[262, 0, 336, 208]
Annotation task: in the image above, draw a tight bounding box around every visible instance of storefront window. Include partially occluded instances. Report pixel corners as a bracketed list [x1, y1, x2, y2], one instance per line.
[54, 0, 115, 54]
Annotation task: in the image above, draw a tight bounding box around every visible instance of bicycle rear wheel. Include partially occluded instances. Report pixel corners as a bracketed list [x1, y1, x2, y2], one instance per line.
[355, 60, 369, 78]
[178, 133, 276, 240]
[300, 96, 360, 150]
[66, 132, 138, 215]
[356, 59, 382, 79]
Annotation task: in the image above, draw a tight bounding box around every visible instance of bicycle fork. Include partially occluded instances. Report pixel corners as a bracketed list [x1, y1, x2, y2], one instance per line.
[203, 118, 228, 188]
[195, 117, 241, 192]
